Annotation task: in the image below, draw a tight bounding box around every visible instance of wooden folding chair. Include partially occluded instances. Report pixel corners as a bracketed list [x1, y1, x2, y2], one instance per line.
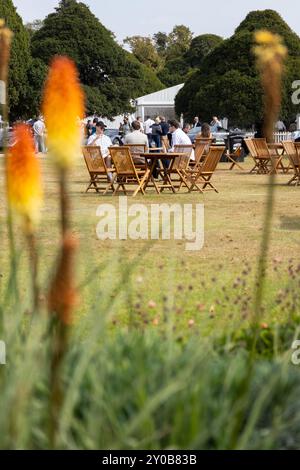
[226, 146, 244, 171]
[193, 141, 207, 168]
[283, 141, 300, 185]
[174, 144, 194, 159]
[162, 135, 171, 153]
[253, 138, 274, 174]
[268, 142, 287, 173]
[295, 143, 300, 178]
[185, 146, 225, 193]
[82, 146, 115, 194]
[109, 146, 150, 197]
[195, 137, 214, 148]
[245, 138, 268, 174]
[245, 138, 259, 173]
[125, 144, 147, 168]
[168, 145, 194, 191]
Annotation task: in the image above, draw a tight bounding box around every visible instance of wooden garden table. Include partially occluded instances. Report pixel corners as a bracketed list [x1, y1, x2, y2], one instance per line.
[268, 142, 290, 173]
[141, 152, 184, 194]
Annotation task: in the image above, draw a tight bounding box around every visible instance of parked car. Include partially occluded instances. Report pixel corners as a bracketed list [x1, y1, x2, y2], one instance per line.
[0, 121, 13, 148]
[104, 128, 123, 145]
[292, 130, 300, 141]
[187, 126, 229, 145]
[187, 126, 201, 143]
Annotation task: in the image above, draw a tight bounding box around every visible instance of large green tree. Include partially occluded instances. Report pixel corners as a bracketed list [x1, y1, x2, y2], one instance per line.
[153, 32, 169, 56]
[31, 0, 163, 117]
[158, 33, 223, 87]
[176, 10, 300, 127]
[157, 57, 191, 88]
[0, 0, 31, 120]
[157, 25, 194, 87]
[185, 34, 223, 68]
[123, 36, 163, 71]
[166, 25, 193, 60]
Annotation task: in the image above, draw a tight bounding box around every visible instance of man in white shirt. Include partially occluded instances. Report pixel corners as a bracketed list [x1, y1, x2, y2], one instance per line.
[33, 116, 46, 153]
[169, 119, 194, 161]
[144, 116, 154, 146]
[275, 119, 286, 132]
[87, 121, 113, 180]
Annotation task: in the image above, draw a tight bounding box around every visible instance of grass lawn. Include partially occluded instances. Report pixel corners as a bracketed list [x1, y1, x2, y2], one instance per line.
[1, 153, 300, 450]
[1, 154, 300, 337]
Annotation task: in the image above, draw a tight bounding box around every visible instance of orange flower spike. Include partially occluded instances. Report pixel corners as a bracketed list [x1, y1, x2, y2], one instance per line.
[48, 233, 79, 325]
[7, 124, 43, 231]
[42, 56, 85, 169]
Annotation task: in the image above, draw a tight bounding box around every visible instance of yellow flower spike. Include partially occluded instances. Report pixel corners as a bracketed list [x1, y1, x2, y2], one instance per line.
[253, 30, 287, 143]
[0, 20, 13, 85]
[42, 56, 85, 169]
[7, 124, 43, 232]
[0, 19, 13, 50]
[254, 30, 287, 68]
[255, 30, 280, 46]
[0, 26, 13, 44]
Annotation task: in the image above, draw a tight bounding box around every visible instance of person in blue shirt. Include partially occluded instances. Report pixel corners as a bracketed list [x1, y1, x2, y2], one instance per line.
[210, 116, 222, 133]
[91, 117, 99, 135]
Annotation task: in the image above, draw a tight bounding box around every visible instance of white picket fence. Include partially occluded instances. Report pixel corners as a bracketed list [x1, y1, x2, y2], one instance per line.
[246, 132, 293, 142]
[273, 132, 293, 142]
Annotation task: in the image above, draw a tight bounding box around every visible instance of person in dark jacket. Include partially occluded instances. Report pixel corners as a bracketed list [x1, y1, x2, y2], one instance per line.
[151, 117, 163, 148]
[254, 121, 264, 139]
[160, 116, 170, 136]
[193, 116, 201, 128]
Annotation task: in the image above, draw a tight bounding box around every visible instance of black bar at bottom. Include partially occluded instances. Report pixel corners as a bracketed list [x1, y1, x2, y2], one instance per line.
[0, 450, 294, 467]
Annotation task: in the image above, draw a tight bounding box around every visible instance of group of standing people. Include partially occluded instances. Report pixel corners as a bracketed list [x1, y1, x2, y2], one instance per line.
[31, 113, 222, 156]
[124, 115, 195, 151]
[191, 115, 222, 133]
[143, 116, 170, 148]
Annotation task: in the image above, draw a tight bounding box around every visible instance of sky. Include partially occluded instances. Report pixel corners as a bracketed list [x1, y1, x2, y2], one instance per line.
[13, 0, 300, 44]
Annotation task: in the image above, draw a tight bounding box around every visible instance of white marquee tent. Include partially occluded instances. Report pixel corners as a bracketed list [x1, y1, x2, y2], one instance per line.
[88, 83, 185, 129]
[134, 83, 184, 122]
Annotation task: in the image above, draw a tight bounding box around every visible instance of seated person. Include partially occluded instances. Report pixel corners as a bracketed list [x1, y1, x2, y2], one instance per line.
[87, 121, 113, 180]
[196, 122, 212, 140]
[169, 119, 195, 161]
[183, 123, 191, 135]
[124, 120, 149, 165]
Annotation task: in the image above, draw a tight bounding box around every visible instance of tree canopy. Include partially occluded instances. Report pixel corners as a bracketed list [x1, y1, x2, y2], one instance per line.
[30, 0, 163, 117]
[157, 30, 223, 87]
[153, 32, 169, 56]
[166, 25, 193, 60]
[185, 34, 223, 68]
[175, 10, 300, 127]
[156, 25, 194, 87]
[123, 36, 163, 71]
[0, 0, 31, 120]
